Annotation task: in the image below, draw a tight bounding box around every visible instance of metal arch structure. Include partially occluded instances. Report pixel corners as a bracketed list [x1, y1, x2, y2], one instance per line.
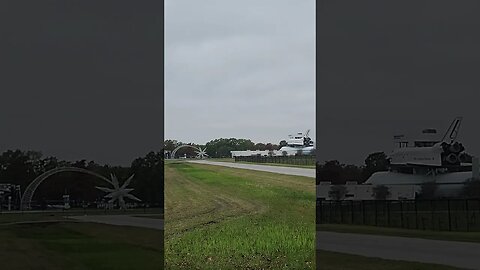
[20, 167, 112, 210]
[171, 145, 203, 159]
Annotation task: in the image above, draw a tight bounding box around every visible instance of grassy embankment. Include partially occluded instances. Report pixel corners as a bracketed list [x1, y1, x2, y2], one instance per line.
[165, 162, 460, 269]
[165, 162, 315, 269]
[0, 222, 163, 269]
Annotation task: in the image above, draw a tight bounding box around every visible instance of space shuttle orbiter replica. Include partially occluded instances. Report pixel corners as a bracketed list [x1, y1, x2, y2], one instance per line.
[389, 117, 472, 168]
[365, 117, 477, 197]
[278, 129, 315, 155]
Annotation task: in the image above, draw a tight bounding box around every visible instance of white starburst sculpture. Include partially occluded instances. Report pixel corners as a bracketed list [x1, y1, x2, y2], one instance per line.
[195, 147, 208, 159]
[95, 173, 141, 210]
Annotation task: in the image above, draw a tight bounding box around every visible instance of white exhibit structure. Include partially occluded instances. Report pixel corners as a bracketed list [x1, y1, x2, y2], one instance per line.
[231, 149, 282, 157]
[96, 174, 141, 210]
[20, 167, 143, 210]
[21, 167, 114, 210]
[231, 130, 315, 157]
[318, 117, 479, 200]
[169, 145, 208, 159]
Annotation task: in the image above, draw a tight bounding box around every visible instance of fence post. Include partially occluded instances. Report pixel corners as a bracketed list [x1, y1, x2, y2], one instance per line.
[465, 199, 469, 232]
[321, 200, 325, 224]
[351, 200, 354, 224]
[362, 200, 366, 225]
[430, 200, 435, 230]
[387, 201, 390, 227]
[374, 200, 378, 226]
[340, 201, 344, 223]
[328, 201, 331, 223]
[400, 200, 404, 228]
[447, 199, 452, 231]
[316, 199, 321, 224]
[414, 200, 418, 230]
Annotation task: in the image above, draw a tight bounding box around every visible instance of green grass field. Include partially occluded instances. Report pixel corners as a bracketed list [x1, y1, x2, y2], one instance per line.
[165, 162, 464, 269]
[165, 162, 316, 269]
[0, 222, 163, 269]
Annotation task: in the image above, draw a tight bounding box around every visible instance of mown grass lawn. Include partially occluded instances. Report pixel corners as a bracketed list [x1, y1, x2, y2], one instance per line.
[165, 161, 466, 269]
[165, 162, 316, 269]
[0, 222, 163, 270]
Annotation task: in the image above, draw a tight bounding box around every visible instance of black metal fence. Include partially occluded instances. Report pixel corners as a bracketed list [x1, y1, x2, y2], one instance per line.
[317, 199, 480, 231]
[235, 155, 316, 166]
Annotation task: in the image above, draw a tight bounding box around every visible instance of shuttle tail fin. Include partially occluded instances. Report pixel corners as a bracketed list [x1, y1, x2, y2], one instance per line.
[441, 117, 463, 143]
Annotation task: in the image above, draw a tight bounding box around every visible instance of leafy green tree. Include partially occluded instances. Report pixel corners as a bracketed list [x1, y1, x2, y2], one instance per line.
[317, 160, 344, 184]
[343, 165, 363, 183]
[265, 143, 274, 151]
[363, 152, 389, 180]
[0, 150, 40, 189]
[205, 138, 255, 158]
[130, 151, 163, 207]
[255, 143, 266, 151]
[164, 140, 178, 152]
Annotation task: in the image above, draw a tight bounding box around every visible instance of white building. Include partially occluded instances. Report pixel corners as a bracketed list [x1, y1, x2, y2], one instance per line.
[231, 150, 285, 158]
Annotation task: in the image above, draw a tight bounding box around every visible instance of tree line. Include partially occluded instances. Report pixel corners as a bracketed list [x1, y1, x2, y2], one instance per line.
[316, 152, 390, 185]
[0, 149, 164, 207]
[164, 138, 288, 158]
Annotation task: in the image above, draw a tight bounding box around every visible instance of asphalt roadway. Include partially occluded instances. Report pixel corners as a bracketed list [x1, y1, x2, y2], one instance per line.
[317, 231, 480, 269]
[188, 160, 315, 178]
[70, 215, 164, 230]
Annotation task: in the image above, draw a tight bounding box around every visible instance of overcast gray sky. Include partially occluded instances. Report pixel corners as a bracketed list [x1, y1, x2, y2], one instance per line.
[0, 1, 163, 166]
[317, 0, 480, 165]
[165, 0, 315, 145]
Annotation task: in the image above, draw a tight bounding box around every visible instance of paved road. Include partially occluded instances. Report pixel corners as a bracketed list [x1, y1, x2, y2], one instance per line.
[0, 220, 81, 226]
[188, 160, 315, 178]
[317, 231, 480, 269]
[70, 215, 164, 230]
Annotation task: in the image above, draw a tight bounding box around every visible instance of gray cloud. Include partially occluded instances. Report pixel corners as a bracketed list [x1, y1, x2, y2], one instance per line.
[317, 0, 480, 165]
[0, 1, 163, 166]
[165, 0, 316, 145]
